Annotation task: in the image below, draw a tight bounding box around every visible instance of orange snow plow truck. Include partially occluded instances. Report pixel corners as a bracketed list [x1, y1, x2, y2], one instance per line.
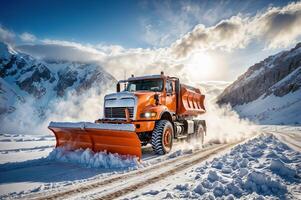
[49, 72, 206, 159]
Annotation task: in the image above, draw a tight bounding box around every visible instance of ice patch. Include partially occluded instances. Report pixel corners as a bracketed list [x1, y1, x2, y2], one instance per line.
[47, 147, 139, 169]
[269, 159, 298, 181]
[193, 183, 206, 195]
[238, 168, 249, 177]
[211, 159, 223, 169]
[208, 170, 220, 182]
[175, 183, 190, 191]
[212, 181, 225, 197]
[221, 166, 232, 174]
[142, 190, 160, 195]
[244, 171, 287, 196]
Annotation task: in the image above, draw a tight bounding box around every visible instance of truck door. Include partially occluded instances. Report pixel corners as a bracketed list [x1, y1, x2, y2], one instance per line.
[165, 79, 177, 112]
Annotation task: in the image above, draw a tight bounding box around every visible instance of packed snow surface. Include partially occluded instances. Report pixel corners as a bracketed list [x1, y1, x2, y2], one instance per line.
[125, 134, 301, 200]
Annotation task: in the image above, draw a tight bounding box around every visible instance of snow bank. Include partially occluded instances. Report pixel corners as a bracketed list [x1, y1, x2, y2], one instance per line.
[135, 134, 301, 199]
[47, 147, 139, 169]
[190, 135, 301, 199]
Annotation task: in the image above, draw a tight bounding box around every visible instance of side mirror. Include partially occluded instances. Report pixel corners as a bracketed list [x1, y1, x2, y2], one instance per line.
[154, 94, 159, 105]
[117, 83, 120, 92]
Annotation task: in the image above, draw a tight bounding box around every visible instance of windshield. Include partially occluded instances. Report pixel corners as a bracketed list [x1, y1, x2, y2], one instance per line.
[125, 79, 163, 92]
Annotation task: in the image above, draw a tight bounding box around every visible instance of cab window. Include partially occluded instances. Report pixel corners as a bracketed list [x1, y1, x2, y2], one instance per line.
[166, 80, 173, 93]
[126, 79, 163, 92]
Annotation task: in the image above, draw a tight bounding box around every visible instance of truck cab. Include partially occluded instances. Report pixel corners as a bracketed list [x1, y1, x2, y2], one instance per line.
[99, 72, 206, 154]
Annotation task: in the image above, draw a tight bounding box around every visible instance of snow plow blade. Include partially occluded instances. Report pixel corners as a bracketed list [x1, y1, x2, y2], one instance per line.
[48, 122, 142, 159]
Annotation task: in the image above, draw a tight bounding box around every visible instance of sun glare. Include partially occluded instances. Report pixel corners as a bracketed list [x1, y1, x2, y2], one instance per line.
[185, 52, 217, 81]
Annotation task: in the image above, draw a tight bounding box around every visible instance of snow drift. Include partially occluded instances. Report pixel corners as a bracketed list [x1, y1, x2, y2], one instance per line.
[48, 147, 140, 169]
[126, 134, 301, 199]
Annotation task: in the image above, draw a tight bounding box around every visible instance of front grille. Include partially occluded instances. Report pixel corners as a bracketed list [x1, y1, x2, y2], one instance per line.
[104, 107, 134, 119]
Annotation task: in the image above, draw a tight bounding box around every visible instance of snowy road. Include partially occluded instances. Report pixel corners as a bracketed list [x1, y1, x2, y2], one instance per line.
[91, 143, 243, 200]
[29, 142, 242, 200]
[263, 126, 301, 152]
[0, 126, 300, 200]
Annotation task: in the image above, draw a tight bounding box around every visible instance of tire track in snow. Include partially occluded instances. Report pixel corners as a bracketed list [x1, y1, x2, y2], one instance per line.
[0, 145, 54, 153]
[24, 136, 254, 200]
[89, 142, 242, 200]
[268, 130, 301, 151]
[24, 144, 224, 200]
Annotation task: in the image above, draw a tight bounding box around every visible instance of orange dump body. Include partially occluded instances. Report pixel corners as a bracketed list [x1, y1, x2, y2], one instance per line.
[49, 122, 142, 159]
[177, 84, 206, 116]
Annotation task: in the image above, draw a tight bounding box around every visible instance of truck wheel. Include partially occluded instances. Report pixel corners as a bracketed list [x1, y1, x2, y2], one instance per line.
[188, 125, 205, 144]
[151, 120, 174, 155]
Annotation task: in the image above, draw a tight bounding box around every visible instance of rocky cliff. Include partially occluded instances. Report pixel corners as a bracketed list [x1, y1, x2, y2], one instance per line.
[217, 43, 301, 124]
[217, 43, 301, 107]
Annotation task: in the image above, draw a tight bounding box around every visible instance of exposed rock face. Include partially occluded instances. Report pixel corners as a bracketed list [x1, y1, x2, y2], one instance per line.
[16, 64, 54, 98]
[55, 67, 78, 97]
[268, 67, 301, 97]
[217, 43, 301, 107]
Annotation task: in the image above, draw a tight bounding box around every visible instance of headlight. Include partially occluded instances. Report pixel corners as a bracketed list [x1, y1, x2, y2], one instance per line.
[140, 112, 157, 118]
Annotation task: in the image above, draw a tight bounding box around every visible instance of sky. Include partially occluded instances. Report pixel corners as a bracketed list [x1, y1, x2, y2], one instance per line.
[0, 0, 301, 82]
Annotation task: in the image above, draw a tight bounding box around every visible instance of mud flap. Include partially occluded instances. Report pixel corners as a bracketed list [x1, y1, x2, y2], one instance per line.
[48, 122, 142, 159]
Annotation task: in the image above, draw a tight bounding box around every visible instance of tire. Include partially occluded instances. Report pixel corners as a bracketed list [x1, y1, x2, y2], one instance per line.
[188, 124, 205, 144]
[151, 120, 174, 155]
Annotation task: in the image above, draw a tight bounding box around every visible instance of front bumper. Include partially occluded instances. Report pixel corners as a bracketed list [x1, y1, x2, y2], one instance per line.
[95, 119, 155, 133]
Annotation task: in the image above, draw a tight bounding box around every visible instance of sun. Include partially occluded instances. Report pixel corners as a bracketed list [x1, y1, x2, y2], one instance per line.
[185, 52, 216, 81]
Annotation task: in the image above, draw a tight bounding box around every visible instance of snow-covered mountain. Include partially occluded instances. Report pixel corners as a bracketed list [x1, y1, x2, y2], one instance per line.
[0, 42, 116, 133]
[217, 43, 301, 125]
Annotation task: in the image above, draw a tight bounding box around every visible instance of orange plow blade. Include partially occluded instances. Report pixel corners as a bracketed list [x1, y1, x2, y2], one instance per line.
[48, 122, 142, 159]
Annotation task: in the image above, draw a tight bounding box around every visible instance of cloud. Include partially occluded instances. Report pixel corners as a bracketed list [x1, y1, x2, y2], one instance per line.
[251, 2, 301, 49]
[171, 16, 248, 57]
[100, 47, 175, 79]
[94, 44, 125, 55]
[0, 25, 15, 44]
[17, 39, 106, 63]
[171, 2, 301, 57]
[139, 0, 249, 47]
[19, 32, 36, 42]
[15, 40, 183, 82]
